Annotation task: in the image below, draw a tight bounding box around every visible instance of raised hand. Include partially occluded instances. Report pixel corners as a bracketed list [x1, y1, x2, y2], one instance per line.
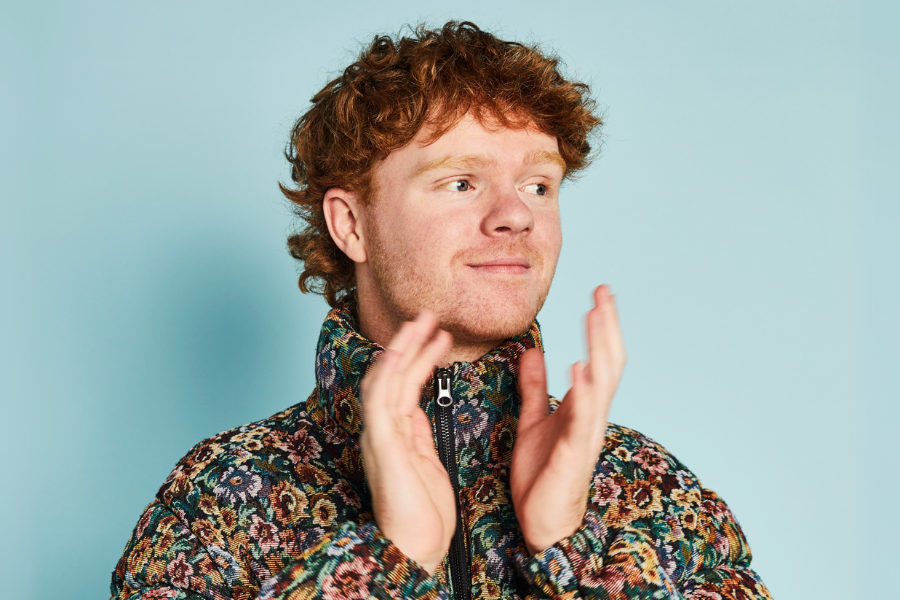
[358, 310, 457, 574]
[510, 284, 627, 554]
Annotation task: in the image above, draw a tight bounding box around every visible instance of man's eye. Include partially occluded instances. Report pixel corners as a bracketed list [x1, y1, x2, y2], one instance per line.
[441, 179, 471, 192]
[524, 183, 548, 196]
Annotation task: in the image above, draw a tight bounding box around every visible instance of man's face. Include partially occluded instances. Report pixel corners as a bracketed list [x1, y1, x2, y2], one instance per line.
[363, 112, 564, 347]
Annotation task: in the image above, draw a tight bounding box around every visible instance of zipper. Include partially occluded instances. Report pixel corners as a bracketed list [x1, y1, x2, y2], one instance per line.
[433, 366, 471, 600]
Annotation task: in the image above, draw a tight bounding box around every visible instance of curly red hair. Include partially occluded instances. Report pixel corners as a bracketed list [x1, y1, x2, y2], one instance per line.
[282, 21, 603, 307]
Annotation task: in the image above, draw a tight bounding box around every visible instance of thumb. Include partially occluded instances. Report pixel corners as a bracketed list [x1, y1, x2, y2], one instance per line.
[517, 348, 549, 432]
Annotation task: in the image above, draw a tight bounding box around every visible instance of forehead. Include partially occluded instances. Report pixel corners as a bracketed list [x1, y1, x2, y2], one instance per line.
[378, 112, 562, 180]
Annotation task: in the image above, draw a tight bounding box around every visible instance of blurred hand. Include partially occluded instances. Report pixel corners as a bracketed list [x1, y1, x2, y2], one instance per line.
[511, 284, 627, 554]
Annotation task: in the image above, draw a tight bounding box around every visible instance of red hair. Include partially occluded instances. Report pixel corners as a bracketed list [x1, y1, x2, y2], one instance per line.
[282, 21, 603, 307]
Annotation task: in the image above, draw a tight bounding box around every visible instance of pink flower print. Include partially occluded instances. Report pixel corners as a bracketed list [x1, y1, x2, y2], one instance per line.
[702, 496, 729, 522]
[142, 590, 181, 599]
[166, 552, 193, 588]
[633, 446, 669, 476]
[286, 428, 323, 464]
[333, 479, 362, 509]
[322, 556, 375, 600]
[249, 515, 281, 554]
[592, 474, 622, 506]
[687, 591, 722, 599]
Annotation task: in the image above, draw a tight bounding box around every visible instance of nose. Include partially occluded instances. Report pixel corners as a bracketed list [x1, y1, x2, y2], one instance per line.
[481, 187, 535, 237]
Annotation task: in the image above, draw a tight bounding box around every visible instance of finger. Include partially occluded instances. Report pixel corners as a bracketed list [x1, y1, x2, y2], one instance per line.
[399, 329, 453, 414]
[360, 348, 401, 422]
[572, 359, 611, 448]
[604, 291, 627, 369]
[594, 285, 625, 364]
[367, 320, 416, 415]
[567, 359, 594, 425]
[380, 313, 437, 416]
[386, 319, 417, 354]
[517, 347, 549, 432]
[395, 310, 439, 375]
[587, 285, 621, 387]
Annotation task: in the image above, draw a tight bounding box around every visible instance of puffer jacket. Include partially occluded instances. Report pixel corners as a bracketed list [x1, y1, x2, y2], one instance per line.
[111, 303, 772, 599]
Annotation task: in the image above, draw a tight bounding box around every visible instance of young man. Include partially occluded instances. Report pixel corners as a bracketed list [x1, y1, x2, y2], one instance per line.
[111, 22, 772, 600]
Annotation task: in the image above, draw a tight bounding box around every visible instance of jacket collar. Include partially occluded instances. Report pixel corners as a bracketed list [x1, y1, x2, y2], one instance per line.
[305, 302, 544, 439]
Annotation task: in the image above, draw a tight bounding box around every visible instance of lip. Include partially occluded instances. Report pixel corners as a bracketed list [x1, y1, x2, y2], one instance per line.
[467, 256, 532, 274]
[467, 256, 531, 268]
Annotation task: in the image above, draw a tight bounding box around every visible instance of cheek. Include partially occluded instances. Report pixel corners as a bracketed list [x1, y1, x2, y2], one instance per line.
[406, 208, 474, 259]
[383, 208, 454, 265]
[535, 207, 563, 256]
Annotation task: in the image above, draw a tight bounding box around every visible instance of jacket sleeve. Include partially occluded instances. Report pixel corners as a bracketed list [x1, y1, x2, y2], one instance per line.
[514, 488, 772, 599]
[111, 499, 449, 600]
[256, 521, 448, 600]
[111, 500, 232, 600]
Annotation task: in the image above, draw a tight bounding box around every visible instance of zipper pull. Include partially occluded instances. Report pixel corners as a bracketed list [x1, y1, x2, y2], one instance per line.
[436, 367, 453, 407]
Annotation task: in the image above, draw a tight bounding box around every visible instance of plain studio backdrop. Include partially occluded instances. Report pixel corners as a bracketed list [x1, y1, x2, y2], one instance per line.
[1, 2, 897, 599]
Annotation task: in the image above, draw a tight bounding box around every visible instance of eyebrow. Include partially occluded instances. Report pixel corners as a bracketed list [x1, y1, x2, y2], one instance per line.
[414, 150, 567, 177]
[525, 149, 568, 172]
[414, 154, 496, 177]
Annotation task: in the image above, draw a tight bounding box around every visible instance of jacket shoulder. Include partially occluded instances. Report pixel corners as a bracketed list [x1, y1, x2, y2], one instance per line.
[155, 398, 363, 514]
[603, 423, 754, 573]
[604, 422, 697, 480]
[594, 422, 708, 527]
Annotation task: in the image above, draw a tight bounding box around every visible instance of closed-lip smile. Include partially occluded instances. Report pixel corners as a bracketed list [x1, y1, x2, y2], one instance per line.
[467, 257, 531, 273]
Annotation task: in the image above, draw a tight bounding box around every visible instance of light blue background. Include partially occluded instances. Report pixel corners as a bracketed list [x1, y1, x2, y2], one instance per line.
[1, 2, 896, 599]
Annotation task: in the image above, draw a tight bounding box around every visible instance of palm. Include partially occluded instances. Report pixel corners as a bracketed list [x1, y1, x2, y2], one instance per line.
[358, 311, 458, 573]
[510, 364, 604, 551]
[510, 286, 625, 554]
[409, 409, 458, 542]
[512, 385, 580, 489]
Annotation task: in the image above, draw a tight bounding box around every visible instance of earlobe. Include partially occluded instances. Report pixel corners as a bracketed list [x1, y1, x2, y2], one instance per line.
[322, 188, 368, 264]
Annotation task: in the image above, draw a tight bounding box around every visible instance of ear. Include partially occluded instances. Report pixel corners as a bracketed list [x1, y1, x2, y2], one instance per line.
[322, 187, 368, 264]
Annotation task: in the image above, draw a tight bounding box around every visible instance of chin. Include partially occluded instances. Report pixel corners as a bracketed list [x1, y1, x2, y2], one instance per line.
[440, 285, 545, 345]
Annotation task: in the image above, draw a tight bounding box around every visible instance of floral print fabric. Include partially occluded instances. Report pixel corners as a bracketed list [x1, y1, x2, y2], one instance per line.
[111, 304, 772, 599]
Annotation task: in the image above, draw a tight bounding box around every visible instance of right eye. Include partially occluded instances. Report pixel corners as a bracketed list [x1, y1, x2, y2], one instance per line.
[440, 179, 472, 192]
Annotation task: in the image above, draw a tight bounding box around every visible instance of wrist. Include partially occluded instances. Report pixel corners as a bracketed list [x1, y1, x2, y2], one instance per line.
[391, 540, 444, 575]
[519, 506, 586, 556]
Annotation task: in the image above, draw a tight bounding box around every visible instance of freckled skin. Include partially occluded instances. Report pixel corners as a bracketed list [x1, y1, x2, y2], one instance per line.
[358, 113, 564, 362]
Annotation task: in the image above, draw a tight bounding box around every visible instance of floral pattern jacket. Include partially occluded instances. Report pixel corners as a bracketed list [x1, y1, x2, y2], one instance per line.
[111, 304, 772, 600]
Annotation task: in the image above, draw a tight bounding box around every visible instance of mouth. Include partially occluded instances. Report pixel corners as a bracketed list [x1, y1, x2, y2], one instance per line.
[467, 257, 532, 275]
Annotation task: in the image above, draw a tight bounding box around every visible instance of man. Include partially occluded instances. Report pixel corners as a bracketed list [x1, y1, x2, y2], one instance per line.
[111, 21, 772, 600]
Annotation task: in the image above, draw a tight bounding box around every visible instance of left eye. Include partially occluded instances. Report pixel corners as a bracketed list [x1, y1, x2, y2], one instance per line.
[524, 183, 548, 196]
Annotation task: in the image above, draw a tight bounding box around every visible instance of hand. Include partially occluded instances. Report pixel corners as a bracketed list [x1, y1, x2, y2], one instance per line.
[358, 311, 457, 574]
[510, 285, 626, 555]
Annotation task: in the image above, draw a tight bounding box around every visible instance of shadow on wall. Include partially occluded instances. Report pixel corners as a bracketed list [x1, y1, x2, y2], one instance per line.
[126, 232, 316, 450]
[17, 219, 324, 600]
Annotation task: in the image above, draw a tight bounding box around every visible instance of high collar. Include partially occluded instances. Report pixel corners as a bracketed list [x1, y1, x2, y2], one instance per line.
[305, 302, 544, 439]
